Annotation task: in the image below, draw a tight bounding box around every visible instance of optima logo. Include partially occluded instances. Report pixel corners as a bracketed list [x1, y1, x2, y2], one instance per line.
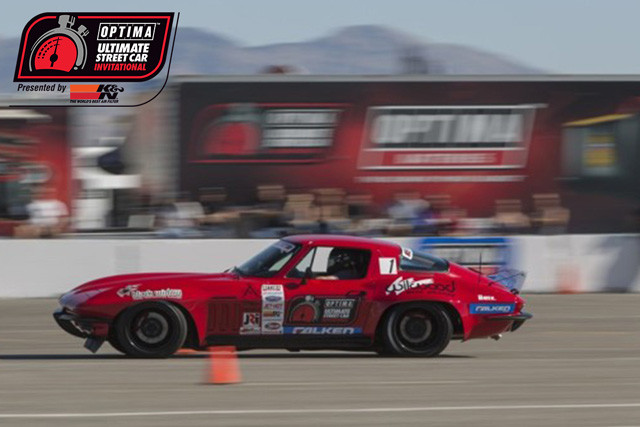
[15, 12, 174, 82]
[358, 105, 540, 171]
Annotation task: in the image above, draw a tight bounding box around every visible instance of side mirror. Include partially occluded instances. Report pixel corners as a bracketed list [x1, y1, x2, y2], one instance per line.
[301, 267, 312, 285]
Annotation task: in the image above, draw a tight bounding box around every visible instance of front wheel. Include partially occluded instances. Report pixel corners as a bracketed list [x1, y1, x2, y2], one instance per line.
[114, 301, 188, 358]
[381, 303, 452, 357]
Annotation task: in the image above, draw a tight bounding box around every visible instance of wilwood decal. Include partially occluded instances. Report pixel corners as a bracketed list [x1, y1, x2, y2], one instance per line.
[385, 277, 455, 296]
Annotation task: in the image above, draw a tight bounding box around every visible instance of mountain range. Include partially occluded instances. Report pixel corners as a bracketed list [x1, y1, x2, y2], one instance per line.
[0, 25, 543, 93]
[170, 25, 542, 75]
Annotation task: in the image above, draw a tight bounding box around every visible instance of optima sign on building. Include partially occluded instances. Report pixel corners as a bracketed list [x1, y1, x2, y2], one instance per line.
[358, 105, 539, 170]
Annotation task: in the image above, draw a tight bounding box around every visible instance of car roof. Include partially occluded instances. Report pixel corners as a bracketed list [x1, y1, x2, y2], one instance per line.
[283, 234, 401, 252]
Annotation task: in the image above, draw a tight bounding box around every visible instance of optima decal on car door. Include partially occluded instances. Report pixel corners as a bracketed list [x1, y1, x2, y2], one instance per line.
[287, 295, 360, 325]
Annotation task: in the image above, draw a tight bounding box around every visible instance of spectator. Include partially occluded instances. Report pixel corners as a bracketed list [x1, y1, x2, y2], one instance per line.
[26, 186, 69, 237]
[158, 193, 205, 238]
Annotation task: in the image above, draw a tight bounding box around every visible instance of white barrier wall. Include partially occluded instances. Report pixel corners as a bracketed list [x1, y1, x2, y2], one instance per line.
[0, 239, 275, 298]
[0, 235, 638, 297]
[512, 234, 640, 293]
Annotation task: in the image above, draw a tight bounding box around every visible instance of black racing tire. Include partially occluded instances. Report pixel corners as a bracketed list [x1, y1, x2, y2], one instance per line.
[114, 301, 188, 358]
[382, 303, 453, 357]
[107, 331, 126, 354]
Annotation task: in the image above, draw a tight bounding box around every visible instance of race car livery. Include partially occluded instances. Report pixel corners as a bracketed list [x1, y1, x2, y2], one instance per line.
[54, 235, 531, 357]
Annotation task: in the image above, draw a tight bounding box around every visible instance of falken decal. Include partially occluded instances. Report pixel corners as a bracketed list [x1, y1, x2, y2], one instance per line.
[283, 326, 362, 335]
[469, 303, 515, 314]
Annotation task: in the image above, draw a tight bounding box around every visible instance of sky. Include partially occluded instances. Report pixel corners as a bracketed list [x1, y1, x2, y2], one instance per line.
[3, 0, 640, 74]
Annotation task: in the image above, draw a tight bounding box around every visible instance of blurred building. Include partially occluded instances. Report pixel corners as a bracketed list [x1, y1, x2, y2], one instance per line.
[123, 76, 640, 234]
[0, 106, 71, 236]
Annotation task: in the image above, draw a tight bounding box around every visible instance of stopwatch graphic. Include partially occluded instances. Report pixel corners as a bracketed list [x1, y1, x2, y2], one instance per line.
[28, 15, 88, 72]
[289, 296, 322, 323]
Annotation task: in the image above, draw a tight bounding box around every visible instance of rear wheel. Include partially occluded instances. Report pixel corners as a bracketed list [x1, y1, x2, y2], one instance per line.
[382, 303, 452, 357]
[114, 302, 188, 358]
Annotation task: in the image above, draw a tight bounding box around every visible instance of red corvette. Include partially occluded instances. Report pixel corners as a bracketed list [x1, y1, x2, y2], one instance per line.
[54, 235, 531, 357]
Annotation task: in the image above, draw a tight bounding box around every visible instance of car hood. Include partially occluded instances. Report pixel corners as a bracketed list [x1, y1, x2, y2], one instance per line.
[68, 272, 234, 294]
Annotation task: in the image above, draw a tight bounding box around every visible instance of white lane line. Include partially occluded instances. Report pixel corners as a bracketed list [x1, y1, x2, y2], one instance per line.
[464, 347, 640, 353]
[241, 380, 468, 386]
[2, 402, 640, 418]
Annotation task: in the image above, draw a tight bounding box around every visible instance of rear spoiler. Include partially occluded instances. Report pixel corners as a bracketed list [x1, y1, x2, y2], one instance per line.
[487, 268, 527, 294]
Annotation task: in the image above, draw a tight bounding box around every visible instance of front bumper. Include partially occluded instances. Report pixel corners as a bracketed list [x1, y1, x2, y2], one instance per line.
[487, 311, 533, 332]
[53, 308, 110, 338]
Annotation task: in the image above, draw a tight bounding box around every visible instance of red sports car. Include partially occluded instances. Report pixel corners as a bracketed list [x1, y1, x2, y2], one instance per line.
[54, 235, 531, 357]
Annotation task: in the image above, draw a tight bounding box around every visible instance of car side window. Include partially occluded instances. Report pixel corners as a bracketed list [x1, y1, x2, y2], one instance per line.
[287, 246, 371, 280]
[268, 251, 296, 273]
[399, 248, 448, 272]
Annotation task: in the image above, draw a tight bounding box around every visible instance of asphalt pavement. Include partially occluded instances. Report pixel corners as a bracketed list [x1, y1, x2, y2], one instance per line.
[1, 294, 640, 427]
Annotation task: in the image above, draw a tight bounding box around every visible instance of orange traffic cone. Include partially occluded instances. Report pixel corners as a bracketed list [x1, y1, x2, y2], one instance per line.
[205, 346, 241, 385]
[557, 264, 581, 294]
[176, 348, 199, 356]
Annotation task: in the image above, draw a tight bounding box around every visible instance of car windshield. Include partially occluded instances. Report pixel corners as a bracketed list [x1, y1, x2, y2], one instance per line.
[399, 247, 449, 272]
[235, 240, 301, 278]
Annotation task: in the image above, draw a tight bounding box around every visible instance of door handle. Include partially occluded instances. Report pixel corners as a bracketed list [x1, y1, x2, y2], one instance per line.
[346, 290, 366, 297]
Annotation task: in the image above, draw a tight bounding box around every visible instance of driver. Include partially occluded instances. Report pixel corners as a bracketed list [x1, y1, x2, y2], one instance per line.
[317, 248, 364, 280]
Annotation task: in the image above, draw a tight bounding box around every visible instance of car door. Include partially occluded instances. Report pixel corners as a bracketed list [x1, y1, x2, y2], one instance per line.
[281, 245, 375, 336]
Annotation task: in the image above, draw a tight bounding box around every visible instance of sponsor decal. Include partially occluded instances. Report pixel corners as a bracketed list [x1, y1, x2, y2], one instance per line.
[15, 13, 174, 81]
[287, 295, 359, 324]
[264, 321, 282, 331]
[469, 303, 515, 314]
[261, 284, 284, 334]
[263, 302, 283, 310]
[289, 296, 322, 323]
[116, 284, 182, 300]
[358, 105, 539, 171]
[283, 326, 362, 335]
[386, 277, 431, 296]
[322, 299, 357, 320]
[262, 310, 283, 318]
[265, 295, 282, 303]
[69, 83, 123, 104]
[378, 257, 398, 275]
[478, 294, 496, 301]
[385, 277, 455, 296]
[240, 312, 260, 335]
